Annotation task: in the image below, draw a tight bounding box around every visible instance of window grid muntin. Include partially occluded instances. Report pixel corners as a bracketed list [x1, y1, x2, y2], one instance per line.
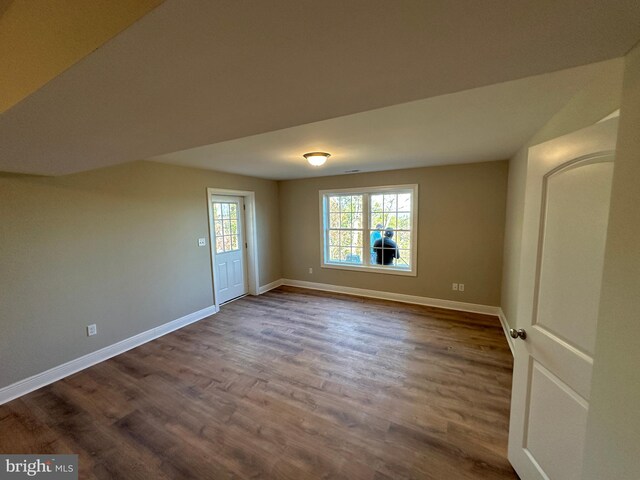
[213, 201, 241, 254]
[327, 194, 364, 264]
[323, 187, 415, 271]
[369, 191, 412, 267]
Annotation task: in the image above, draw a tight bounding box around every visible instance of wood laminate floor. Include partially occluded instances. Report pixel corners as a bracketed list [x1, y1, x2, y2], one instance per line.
[0, 286, 518, 479]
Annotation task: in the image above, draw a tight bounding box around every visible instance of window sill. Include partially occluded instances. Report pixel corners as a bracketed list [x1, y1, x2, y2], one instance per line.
[321, 262, 417, 277]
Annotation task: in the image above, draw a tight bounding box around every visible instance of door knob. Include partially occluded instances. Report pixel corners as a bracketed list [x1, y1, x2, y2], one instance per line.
[509, 328, 527, 340]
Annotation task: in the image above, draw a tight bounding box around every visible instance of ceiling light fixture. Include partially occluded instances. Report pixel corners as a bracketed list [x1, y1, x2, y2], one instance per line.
[303, 152, 330, 167]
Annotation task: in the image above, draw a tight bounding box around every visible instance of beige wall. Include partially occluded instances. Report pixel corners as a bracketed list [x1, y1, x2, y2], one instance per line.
[501, 58, 625, 327]
[0, 161, 280, 388]
[278, 161, 508, 306]
[583, 42, 640, 480]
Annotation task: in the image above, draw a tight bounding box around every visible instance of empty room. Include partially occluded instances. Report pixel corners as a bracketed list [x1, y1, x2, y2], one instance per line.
[1, 1, 639, 479]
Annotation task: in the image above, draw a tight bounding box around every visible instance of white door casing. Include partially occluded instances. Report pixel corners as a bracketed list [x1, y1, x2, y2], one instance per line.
[211, 195, 248, 305]
[508, 118, 618, 480]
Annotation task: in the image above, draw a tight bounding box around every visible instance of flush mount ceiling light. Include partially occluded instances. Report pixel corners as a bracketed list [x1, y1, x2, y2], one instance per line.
[303, 152, 330, 167]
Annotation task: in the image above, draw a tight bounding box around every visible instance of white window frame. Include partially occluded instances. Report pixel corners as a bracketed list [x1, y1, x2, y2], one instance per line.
[319, 184, 418, 276]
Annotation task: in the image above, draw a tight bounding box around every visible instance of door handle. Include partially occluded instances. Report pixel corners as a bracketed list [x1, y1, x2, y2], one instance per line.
[509, 328, 527, 340]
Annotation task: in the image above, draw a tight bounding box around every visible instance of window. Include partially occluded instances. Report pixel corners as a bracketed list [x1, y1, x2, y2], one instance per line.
[213, 201, 240, 253]
[320, 185, 417, 275]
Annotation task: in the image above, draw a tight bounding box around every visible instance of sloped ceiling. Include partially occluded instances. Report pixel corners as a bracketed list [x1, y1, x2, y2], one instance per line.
[1, 0, 639, 176]
[0, 0, 163, 112]
[151, 61, 620, 179]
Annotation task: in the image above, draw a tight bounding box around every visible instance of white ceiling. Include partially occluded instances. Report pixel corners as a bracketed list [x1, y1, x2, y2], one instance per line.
[150, 62, 616, 179]
[1, 0, 639, 176]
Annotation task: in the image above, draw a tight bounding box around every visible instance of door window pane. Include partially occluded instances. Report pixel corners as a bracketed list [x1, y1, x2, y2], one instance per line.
[213, 201, 242, 253]
[216, 237, 224, 254]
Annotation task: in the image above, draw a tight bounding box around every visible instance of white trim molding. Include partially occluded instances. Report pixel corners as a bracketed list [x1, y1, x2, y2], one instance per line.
[319, 184, 419, 277]
[280, 278, 501, 316]
[257, 279, 284, 295]
[0, 305, 217, 406]
[497, 308, 515, 357]
[279, 279, 515, 356]
[206, 187, 260, 310]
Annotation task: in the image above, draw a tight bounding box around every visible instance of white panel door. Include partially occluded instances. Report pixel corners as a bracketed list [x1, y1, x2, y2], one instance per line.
[211, 195, 248, 305]
[508, 119, 617, 479]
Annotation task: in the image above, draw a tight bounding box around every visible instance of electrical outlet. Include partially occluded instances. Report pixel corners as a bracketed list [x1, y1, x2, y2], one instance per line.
[452, 283, 458, 291]
[87, 324, 97, 336]
[198, 237, 206, 247]
[309, 267, 313, 274]
[459, 283, 465, 292]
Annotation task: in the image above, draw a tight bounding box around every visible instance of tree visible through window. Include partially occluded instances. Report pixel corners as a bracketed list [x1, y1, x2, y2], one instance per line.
[327, 194, 364, 264]
[321, 185, 417, 275]
[213, 202, 240, 254]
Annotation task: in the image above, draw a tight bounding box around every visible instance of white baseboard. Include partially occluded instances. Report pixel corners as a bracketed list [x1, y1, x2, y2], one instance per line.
[497, 308, 515, 357]
[279, 279, 515, 356]
[257, 279, 283, 295]
[280, 278, 501, 316]
[0, 305, 218, 406]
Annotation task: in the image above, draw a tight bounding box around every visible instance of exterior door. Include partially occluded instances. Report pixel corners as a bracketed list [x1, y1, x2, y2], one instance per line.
[508, 118, 618, 479]
[211, 195, 248, 305]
